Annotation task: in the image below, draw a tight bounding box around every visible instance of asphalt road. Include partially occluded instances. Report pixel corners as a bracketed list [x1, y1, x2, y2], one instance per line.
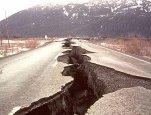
[0, 40, 72, 115]
[1, 39, 151, 115]
[75, 40, 151, 79]
[86, 87, 151, 115]
[74, 40, 151, 115]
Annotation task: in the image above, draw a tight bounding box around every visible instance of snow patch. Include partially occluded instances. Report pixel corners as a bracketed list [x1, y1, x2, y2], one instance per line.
[83, 13, 88, 16]
[68, 4, 75, 9]
[137, 0, 143, 5]
[41, 7, 45, 10]
[63, 7, 69, 16]
[32, 22, 35, 25]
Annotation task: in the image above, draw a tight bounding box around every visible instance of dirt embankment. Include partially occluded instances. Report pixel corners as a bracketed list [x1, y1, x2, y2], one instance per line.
[14, 39, 151, 115]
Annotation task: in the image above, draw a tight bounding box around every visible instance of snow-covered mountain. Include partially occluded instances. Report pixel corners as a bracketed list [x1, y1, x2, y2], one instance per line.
[0, 0, 151, 37]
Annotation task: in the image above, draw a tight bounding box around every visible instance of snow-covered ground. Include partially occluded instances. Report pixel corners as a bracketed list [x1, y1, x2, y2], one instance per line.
[0, 39, 52, 58]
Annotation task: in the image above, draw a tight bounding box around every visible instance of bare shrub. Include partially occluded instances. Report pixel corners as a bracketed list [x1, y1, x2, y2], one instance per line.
[91, 37, 151, 58]
[16, 42, 24, 48]
[124, 38, 142, 55]
[24, 40, 39, 49]
[123, 38, 151, 57]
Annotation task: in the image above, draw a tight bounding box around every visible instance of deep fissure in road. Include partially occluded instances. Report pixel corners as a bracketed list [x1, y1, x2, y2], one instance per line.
[14, 39, 151, 115]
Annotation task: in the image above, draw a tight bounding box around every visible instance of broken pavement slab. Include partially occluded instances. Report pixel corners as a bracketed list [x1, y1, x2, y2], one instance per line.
[14, 39, 151, 115]
[86, 87, 151, 115]
[74, 40, 151, 79]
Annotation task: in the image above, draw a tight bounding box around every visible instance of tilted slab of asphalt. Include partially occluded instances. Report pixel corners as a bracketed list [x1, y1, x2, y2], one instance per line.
[86, 87, 151, 115]
[74, 40, 151, 79]
[0, 41, 72, 115]
[74, 40, 151, 115]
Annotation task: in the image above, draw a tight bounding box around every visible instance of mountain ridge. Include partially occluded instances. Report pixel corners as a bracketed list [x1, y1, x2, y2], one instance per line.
[0, 0, 151, 37]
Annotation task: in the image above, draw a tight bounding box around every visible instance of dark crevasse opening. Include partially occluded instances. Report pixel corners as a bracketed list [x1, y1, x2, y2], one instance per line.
[14, 39, 151, 115]
[14, 39, 105, 115]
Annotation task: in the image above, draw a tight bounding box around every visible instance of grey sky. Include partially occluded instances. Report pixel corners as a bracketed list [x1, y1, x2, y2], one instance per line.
[0, 0, 93, 21]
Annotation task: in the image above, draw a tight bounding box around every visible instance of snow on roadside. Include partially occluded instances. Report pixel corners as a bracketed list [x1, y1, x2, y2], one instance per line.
[0, 39, 52, 58]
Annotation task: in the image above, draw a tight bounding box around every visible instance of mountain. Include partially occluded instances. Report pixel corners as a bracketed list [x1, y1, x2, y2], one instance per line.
[0, 0, 151, 37]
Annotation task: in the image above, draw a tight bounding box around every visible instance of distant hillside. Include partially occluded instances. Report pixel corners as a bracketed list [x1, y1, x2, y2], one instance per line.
[0, 0, 151, 37]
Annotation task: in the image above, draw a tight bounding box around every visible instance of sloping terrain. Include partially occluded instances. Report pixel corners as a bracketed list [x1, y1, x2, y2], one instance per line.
[0, 0, 151, 37]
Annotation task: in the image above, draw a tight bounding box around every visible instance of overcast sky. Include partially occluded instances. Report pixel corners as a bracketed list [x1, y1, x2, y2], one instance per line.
[0, 0, 92, 21]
